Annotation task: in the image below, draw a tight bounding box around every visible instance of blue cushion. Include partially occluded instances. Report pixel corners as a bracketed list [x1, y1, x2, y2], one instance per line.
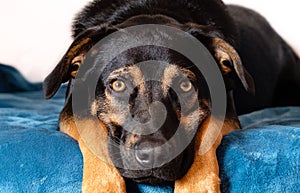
[0, 64, 299, 193]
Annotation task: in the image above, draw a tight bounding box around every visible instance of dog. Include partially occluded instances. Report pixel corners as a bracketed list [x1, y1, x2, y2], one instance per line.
[43, 0, 300, 192]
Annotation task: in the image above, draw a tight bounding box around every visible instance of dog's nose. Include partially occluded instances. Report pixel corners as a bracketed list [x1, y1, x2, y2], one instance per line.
[134, 140, 170, 168]
[135, 147, 154, 166]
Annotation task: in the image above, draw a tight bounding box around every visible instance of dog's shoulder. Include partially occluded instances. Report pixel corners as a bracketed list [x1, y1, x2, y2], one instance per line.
[72, 0, 237, 42]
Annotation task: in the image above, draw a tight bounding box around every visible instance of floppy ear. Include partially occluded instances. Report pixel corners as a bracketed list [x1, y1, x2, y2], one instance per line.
[183, 23, 255, 94]
[43, 25, 114, 99]
[211, 37, 255, 94]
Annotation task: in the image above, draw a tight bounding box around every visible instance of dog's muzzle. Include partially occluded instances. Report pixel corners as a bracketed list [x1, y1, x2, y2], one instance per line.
[134, 139, 170, 168]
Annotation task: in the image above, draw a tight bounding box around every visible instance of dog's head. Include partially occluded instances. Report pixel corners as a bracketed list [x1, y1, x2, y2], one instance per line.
[44, 15, 254, 184]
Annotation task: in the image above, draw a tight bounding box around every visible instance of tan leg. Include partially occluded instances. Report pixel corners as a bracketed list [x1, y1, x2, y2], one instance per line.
[175, 116, 239, 193]
[174, 145, 221, 193]
[79, 139, 126, 193]
[60, 117, 126, 193]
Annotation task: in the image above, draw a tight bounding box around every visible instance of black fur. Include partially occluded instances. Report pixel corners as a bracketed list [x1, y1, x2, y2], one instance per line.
[227, 6, 300, 114]
[72, 0, 237, 45]
[71, 0, 300, 114]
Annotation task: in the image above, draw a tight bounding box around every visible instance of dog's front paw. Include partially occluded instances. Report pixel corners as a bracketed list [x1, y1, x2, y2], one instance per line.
[174, 173, 221, 193]
[82, 165, 126, 193]
[79, 139, 126, 193]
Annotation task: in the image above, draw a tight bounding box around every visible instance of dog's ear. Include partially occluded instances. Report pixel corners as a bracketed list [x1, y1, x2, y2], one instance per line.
[184, 24, 255, 94]
[211, 38, 255, 94]
[43, 25, 114, 99]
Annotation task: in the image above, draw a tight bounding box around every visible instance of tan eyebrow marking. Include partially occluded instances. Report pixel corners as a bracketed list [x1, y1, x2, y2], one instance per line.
[108, 65, 144, 82]
[107, 65, 146, 95]
[128, 65, 145, 93]
[179, 67, 197, 81]
[162, 65, 180, 96]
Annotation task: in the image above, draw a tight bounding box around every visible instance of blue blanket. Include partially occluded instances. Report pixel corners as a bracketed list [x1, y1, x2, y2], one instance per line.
[0, 64, 299, 193]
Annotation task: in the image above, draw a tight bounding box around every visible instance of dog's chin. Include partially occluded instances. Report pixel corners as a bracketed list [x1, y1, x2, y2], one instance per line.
[129, 176, 173, 184]
[117, 165, 180, 184]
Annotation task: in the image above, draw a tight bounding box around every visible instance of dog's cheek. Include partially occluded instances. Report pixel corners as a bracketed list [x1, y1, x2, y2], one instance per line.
[106, 90, 131, 123]
[91, 100, 101, 116]
[180, 109, 203, 132]
[95, 94, 129, 125]
[180, 93, 199, 115]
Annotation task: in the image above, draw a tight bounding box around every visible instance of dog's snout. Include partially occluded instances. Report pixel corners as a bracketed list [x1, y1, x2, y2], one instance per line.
[134, 140, 171, 168]
[134, 145, 154, 166]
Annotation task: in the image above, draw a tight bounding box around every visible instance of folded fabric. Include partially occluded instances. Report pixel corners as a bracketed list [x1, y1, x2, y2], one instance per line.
[0, 64, 299, 193]
[0, 64, 42, 93]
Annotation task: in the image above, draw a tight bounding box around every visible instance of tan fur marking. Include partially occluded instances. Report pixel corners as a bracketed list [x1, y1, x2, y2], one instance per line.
[68, 47, 87, 78]
[61, 117, 126, 193]
[179, 67, 197, 81]
[91, 101, 99, 116]
[214, 49, 232, 74]
[79, 137, 126, 193]
[108, 112, 127, 126]
[60, 116, 80, 140]
[180, 108, 202, 132]
[162, 65, 179, 95]
[108, 66, 144, 86]
[175, 115, 239, 193]
[128, 66, 145, 92]
[71, 54, 85, 65]
[100, 93, 128, 125]
[127, 134, 139, 147]
[66, 38, 91, 65]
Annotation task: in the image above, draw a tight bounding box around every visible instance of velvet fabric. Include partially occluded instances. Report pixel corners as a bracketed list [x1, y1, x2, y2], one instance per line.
[0, 64, 299, 193]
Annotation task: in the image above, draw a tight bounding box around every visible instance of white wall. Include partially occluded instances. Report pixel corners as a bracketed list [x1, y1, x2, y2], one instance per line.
[0, 0, 299, 82]
[0, 0, 90, 82]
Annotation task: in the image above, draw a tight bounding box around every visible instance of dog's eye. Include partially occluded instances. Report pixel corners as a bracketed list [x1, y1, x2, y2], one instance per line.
[179, 80, 192, 93]
[111, 80, 126, 92]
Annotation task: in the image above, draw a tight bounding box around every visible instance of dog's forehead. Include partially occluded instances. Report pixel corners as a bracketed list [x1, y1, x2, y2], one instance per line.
[108, 64, 194, 84]
[99, 45, 197, 81]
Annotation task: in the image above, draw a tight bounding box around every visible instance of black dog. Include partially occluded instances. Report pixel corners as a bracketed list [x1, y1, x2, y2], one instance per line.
[44, 0, 300, 192]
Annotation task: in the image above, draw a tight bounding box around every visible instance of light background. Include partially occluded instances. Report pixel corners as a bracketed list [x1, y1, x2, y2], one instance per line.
[0, 0, 299, 82]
